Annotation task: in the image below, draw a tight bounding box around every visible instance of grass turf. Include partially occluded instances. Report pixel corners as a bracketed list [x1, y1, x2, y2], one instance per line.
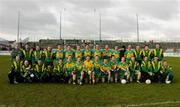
[0, 56, 180, 107]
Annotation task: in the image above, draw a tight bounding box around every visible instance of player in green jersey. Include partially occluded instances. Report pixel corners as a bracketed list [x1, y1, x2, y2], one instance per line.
[112, 46, 120, 62]
[75, 57, 84, 85]
[53, 59, 64, 82]
[153, 44, 164, 61]
[117, 57, 130, 82]
[74, 45, 83, 61]
[93, 56, 102, 83]
[44, 46, 53, 66]
[109, 55, 119, 83]
[124, 45, 134, 64]
[100, 59, 111, 83]
[64, 55, 76, 84]
[134, 45, 143, 65]
[34, 60, 47, 82]
[21, 60, 33, 82]
[21, 44, 33, 63]
[151, 57, 162, 82]
[64, 46, 74, 60]
[92, 45, 102, 59]
[142, 45, 153, 61]
[129, 57, 141, 83]
[83, 44, 92, 60]
[32, 45, 43, 65]
[54, 45, 64, 64]
[102, 45, 112, 60]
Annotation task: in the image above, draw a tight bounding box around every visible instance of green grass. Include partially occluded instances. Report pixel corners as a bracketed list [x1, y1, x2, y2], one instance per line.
[0, 56, 180, 107]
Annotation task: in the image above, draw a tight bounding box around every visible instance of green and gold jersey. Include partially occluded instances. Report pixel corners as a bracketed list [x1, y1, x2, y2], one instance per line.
[75, 50, 83, 59]
[93, 49, 102, 58]
[33, 50, 43, 62]
[134, 50, 143, 61]
[152, 61, 161, 73]
[83, 49, 92, 57]
[44, 50, 53, 62]
[124, 50, 134, 62]
[93, 60, 102, 71]
[55, 49, 64, 59]
[54, 63, 64, 73]
[102, 49, 112, 57]
[141, 61, 152, 72]
[22, 49, 33, 61]
[143, 50, 152, 60]
[11, 61, 23, 72]
[75, 61, 84, 71]
[129, 61, 140, 71]
[100, 63, 111, 72]
[112, 50, 120, 59]
[65, 50, 74, 58]
[109, 60, 118, 70]
[153, 49, 164, 61]
[117, 62, 129, 71]
[64, 61, 75, 71]
[161, 65, 173, 73]
[35, 64, 45, 72]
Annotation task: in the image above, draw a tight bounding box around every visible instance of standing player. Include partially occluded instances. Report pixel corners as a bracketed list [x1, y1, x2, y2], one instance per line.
[100, 59, 111, 83]
[133, 45, 143, 65]
[64, 55, 76, 84]
[21, 44, 33, 63]
[44, 46, 53, 66]
[83, 45, 92, 60]
[11, 45, 23, 61]
[83, 56, 94, 84]
[64, 46, 74, 60]
[142, 45, 152, 61]
[74, 45, 83, 61]
[112, 46, 120, 62]
[54, 45, 64, 64]
[117, 57, 130, 83]
[93, 45, 102, 60]
[102, 45, 112, 60]
[32, 45, 43, 65]
[129, 57, 141, 83]
[124, 45, 134, 64]
[153, 44, 164, 61]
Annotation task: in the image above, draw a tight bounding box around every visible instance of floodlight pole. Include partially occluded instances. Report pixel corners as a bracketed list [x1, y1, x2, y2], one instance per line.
[99, 13, 102, 42]
[17, 11, 20, 43]
[60, 12, 62, 40]
[136, 14, 140, 43]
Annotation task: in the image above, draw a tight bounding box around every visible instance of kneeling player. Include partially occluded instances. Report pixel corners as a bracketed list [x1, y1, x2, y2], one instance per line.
[83, 56, 94, 84]
[100, 59, 111, 83]
[110, 56, 118, 83]
[53, 59, 64, 82]
[75, 57, 84, 85]
[141, 57, 153, 83]
[22, 60, 33, 82]
[129, 57, 141, 83]
[160, 60, 174, 84]
[8, 55, 23, 84]
[34, 60, 47, 82]
[64, 56, 76, 84]
[117, 57, 130, 83]
[93, 56, 102, 83]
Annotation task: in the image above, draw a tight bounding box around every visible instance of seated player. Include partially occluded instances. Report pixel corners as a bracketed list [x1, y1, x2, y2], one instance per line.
[8, 55, 23, 84]
[53, 59, 64, 82]
[34, 60, 47, 82]
[93, 56, 102, 83]
[160, 60, 174, 84]
[22, 60, 32, 82]
[151, 57, 162, 82]
[117, 57, 130, 83]
[129, 57, 141, 83]
[100, 59, 111, 83]
[75, 57, 84, 85]
[141, 57, 153, 83]
[110, 55, 118, 83]
[83, 56, 94, 84]
[64, 55, 76, 84]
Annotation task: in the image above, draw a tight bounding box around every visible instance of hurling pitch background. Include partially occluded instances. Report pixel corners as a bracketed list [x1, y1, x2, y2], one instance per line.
[0, 56, 180, 107]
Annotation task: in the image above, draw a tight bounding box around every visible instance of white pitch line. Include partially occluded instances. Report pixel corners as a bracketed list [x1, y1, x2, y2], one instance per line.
[126, 100, 180, 107]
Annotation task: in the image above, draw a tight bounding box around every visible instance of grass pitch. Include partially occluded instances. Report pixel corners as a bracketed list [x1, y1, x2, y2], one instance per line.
[0, 56, 180, 107]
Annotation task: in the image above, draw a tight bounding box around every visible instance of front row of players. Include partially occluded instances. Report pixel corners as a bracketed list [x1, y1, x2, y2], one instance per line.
[8, 55, 173, 85]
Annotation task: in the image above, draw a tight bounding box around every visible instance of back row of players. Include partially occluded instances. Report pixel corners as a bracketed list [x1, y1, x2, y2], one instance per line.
[8, 44, 173, 85]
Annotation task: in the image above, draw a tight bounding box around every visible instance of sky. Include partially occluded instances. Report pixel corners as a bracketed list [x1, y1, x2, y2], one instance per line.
[0, 0, 180, 42]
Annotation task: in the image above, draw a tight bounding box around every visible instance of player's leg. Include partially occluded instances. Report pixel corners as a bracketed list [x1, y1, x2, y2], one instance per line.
[72, 70, 76, 85]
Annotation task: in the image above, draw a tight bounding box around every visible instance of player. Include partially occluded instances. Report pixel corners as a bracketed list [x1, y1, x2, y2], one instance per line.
[134, 45, 143, 65]
[64, 55, 76, 84]
[22, 60, 32, 82]
[109, 55, 118, 83]
[8, 55, 23, 84]
[100, 59, 111, 83]
[64, 46, 74, 60]
[102, 45, 112, 59]
[44, 46, 53, 66]
[32, 45, 43, 65]
[153, 44, 164, 61]
[141, 57, 153, 82]
[75, 57, 84, 85]
[117, 57, 130, 82]
[93, 56, 102, 83]
[54, 45, 64, 64]
[34, 60, 47, 82]
[83, 56, 94, 84]
[74, 45, 83, 61]
[124, 45, 134, 64]
[11, 45, 23, 61]
[83, 44, 92, 60]
[53, 59, 64, 82]
[93, 45, 102, 59]
[112, 46, 120, 62]
[160, 60, 174, 83]
[129, 57, 141, 83]
[21, 44, 33, 63]
[142, 45, 152, 61]
[151, 57, 162, 82]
